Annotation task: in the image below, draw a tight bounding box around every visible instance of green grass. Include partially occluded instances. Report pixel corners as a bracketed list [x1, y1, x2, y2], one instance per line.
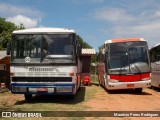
[12, 85, 91, 111]
[0, 89, 96, 119]
[0, 75, 100, 119]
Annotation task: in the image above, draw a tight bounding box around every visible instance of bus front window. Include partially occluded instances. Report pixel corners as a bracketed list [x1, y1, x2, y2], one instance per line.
[108, 42, 129, 74]
[42, 34, 76, 64]
[43, 34, 74, 55]
[107, 41, 150, 74]
[127, 41, 150, 74]
[11, 34, 76, 64]
[12, 35, 41, 63]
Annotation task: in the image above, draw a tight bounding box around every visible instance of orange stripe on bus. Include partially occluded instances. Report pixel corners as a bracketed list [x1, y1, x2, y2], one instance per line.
[112, 38, 142, 43]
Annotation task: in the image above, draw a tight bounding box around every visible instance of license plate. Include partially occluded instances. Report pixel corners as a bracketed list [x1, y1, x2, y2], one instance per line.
[37, 88, 48, 92]
[127, 84, 134, 88]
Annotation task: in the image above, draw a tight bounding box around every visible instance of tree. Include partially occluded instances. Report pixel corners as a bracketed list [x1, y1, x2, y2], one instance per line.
[17, 23, 25, 30]
[0, 17, 24, 50]
[77, 35, 92, 48]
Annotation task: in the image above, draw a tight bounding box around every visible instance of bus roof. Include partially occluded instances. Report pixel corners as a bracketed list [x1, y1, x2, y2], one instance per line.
[149, 43, 160, 50]
[13, 27, 76, 34]
[104, 38, 146, 44]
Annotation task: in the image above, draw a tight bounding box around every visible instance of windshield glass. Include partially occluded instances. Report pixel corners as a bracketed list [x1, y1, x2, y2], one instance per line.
[11, 34, 76, 64]
[42, 34, 75, 63]
[107, 41, 150, 74]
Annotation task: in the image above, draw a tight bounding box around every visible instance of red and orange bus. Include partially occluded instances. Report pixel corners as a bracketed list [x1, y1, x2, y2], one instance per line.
[97, 38, 151, 93]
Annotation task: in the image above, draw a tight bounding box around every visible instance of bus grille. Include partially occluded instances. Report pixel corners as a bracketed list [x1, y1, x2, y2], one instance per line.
[12, 77, 72, 82]
[29, 67, 54, 72]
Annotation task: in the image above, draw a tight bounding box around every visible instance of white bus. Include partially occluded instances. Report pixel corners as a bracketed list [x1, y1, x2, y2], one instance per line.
[97, 38, 151, 93]
[149, 43, 160, 88]
[7, 28, 82, 100]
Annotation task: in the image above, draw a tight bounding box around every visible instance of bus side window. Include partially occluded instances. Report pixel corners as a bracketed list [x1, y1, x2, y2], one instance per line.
[156, 55, 160, 61]
[105, 45, 109, 72]
[19, 41, 24, 58]
[151, 50, 155, 62]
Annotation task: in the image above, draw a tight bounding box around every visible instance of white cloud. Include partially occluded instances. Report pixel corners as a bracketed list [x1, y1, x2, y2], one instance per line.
[0, 3, 43, 18]
[92, 4, 160, 47]
[111, 21, 160, 47]
[6, 15, 38, 28]
[0, 3, 43, 28]
[93, 8, 134, 22]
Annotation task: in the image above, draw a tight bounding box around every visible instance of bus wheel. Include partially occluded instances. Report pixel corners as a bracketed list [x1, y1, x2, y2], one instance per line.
[78, 83, 81, 91]
[24, 94, 32, 101]
[135, 88, 142, 93]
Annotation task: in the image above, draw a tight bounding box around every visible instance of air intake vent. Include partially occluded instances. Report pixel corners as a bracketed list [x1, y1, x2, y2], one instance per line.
[29, 67, 54, 72]
[12, 77, 72, 82]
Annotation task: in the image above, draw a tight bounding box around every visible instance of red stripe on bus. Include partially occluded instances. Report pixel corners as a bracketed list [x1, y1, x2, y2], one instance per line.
[110, 73, 150, 82]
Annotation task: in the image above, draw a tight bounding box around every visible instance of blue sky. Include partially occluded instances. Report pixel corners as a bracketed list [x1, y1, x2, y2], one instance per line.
[0, 0, 160, 51]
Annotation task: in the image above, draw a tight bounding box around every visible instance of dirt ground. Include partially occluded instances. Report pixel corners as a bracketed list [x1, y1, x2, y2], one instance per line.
[84, 86, 160, 111]
[0, 84, 160, 120]
[83, 85, 160, 120]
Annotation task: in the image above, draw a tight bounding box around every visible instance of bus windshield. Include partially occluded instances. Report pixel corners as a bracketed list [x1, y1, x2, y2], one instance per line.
[11, 34, 76, 64]
[107, 41, 150, 74]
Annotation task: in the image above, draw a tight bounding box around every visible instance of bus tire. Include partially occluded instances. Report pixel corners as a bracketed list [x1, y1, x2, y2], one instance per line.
[151, 86, 154, 90]
[24, 94, 32, 101]
[77, 81, 81, 91]
[78, 84, 81, 91]
[135, 88, 142, 93]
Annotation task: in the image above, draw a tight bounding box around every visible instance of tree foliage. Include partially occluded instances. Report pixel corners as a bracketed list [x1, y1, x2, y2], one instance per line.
[77, 35, 92, 48]
[0, 17, 24, 50]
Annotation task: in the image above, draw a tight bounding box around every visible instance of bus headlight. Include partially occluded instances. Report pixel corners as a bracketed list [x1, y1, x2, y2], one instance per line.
[109, 79, 119, 83]
[142, 77, 151, 81]
[56, 87, 72, 92]
[12, 86, 27, 92]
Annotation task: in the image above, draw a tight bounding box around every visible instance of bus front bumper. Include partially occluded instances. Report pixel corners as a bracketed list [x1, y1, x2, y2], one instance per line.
[10, 83, 75, 95]
[106, 80, 151, 90]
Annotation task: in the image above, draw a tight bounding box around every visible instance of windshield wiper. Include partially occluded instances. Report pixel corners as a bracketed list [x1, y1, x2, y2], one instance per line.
[44, 57, 56, 63]
[111, 68, 127, 72]
[130, 63, 141, 73]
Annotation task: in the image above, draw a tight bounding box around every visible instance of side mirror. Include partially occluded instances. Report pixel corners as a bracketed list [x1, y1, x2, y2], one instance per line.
[6, 43, 11, 55]
[105, 52, 108, 57]
[78, 44, 82, 56]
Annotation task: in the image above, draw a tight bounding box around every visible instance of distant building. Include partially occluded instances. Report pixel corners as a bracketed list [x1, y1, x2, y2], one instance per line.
[81, 48, 96, 86]
[0, 51, 10, 90]
[0, 51, 6, 60]
[82, 48, 96, 55]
